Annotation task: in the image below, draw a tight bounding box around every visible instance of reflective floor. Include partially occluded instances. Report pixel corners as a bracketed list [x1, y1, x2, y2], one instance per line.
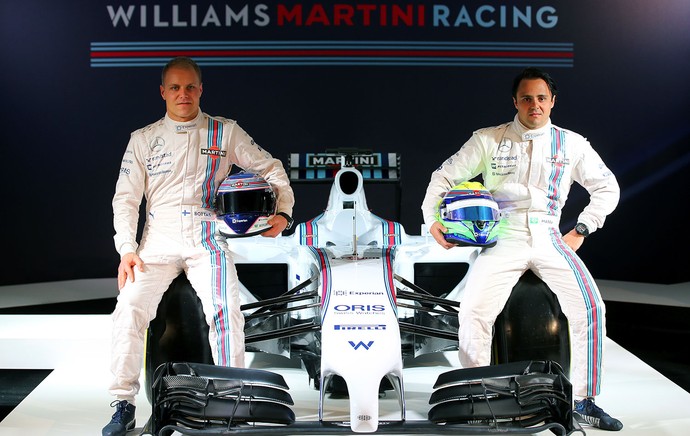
[1, 279, 689, 435]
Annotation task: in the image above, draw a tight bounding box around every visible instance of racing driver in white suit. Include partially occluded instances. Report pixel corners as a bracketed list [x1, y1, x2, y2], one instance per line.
[422, 67, 622, 431]
[103, 57, 294, 436]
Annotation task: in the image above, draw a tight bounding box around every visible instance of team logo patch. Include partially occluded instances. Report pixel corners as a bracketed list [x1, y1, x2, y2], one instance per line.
[149, 136, 165, 151]
[201, 148, 227, 157]
[546, 155, 570, 165]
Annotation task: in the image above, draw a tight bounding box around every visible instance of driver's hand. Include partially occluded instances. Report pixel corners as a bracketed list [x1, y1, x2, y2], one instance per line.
[117, 252, 144, 290]
[430, 221, 455, 250]
[562, 229, 585, 252]
[262, 214, 288, 238]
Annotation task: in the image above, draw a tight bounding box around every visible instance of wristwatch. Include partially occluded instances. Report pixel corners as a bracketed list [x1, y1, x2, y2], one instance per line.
[574, 222, 590, 238]
[276, 212, 294, 230]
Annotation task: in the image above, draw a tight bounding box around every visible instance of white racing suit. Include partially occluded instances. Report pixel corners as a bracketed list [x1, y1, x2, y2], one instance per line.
[110, 110, 294, 403]
[422, 115, 619, 397]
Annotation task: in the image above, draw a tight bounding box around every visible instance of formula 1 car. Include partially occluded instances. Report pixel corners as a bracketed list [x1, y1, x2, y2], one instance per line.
[142, 151, 579, 435]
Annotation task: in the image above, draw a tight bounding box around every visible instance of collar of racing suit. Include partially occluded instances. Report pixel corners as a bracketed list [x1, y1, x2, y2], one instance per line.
[511, 114, 553, 142]
[164, 110, 204, 133]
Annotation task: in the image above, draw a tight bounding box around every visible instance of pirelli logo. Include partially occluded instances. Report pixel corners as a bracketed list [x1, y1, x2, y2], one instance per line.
[334, 324, 386, 331]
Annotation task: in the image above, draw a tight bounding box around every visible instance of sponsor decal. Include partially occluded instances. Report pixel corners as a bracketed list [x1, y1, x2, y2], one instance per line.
[546, 155, 570, 165]
[348, 340, 374, 350]
[92, 3, 572, 68]
[149, 136, 165, 151]
[334, 324, 386, 330]
[201, 148, 227, 157]
[530, 216, 555, 225]
[145, 152, 172, 162]
[103, 4, 558, 30]
[147, 160, 172, 170]
[145, 152, 173, 175]
[334, 290, 384, 296]
[334, 304, 385, 312]
[308, 154, 379, 167]
[148, 169, 173, 176]
[523, 131, 547, 140]
[498, 141, 512, 152]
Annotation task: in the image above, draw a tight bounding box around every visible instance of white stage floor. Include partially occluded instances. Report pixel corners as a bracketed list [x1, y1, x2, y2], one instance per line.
[1, 278, 689, 435]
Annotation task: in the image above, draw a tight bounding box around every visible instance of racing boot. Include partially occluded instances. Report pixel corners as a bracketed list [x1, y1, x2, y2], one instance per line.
[574, 397, 623, 431]
[102, 400, 136, 436]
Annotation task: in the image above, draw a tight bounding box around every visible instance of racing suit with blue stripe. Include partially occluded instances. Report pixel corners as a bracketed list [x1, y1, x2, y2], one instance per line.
[422, 115, 619, 397]
[110, 110, 294, 403]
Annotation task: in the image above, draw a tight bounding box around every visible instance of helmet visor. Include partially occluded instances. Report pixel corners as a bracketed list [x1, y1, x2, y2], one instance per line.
[443, 198, 500, 222]
[215, 189, 276, 216]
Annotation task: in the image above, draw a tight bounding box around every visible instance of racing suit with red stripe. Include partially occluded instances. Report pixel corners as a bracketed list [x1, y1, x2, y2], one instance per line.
[422, 115, 619, 397]
[110, 110, 294, 403]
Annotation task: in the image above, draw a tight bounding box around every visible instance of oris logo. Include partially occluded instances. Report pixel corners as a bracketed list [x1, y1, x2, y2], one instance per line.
[334, 304, 385, 312]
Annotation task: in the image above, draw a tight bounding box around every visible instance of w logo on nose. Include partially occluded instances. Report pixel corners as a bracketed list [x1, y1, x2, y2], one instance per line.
[348, 341, 374, 350]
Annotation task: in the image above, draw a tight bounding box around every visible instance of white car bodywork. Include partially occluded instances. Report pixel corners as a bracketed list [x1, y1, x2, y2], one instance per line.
[227, 162, 477, 433]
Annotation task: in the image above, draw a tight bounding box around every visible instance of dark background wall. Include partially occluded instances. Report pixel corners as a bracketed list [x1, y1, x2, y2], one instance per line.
[1, 0, 689, 286]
